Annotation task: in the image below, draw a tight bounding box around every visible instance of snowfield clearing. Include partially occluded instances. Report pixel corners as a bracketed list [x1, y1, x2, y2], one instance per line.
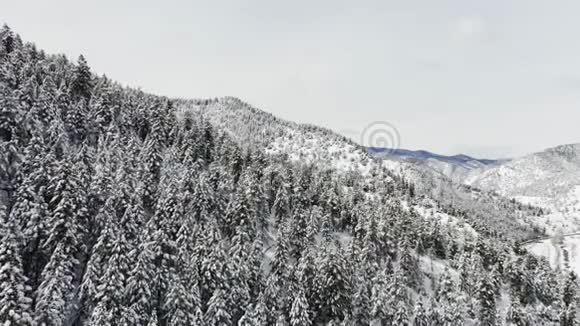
[526, 234, 580, 275]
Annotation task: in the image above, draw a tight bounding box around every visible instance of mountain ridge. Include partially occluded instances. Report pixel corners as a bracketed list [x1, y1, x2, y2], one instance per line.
[368, 147, 503, 165]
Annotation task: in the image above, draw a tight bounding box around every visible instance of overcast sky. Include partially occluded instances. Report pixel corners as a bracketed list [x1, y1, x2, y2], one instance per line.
[4, 0, 580, 158]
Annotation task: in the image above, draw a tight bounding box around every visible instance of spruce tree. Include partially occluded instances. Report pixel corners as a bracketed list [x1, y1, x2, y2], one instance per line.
[1, 24, 15, 54]
[425, 299, 442, 325]
[0, 216, 34, 326]
[559, 272, 578, 326]
[351, 272, 371, 326]
[412, 301, 428, 326]
[441, 299, 463, 326]
[226, 229, 252, 322]
[164, 272, 202, 325]
[197, 222, 227, 307]
[476, 273, 497, 326]
[43, 159, 86, 255]
[140, 121, 164, 211]
[271, 221, 291, 281]
[506, 295, 528, 326]
[126, 241, 156, 324]
[290, 287, 311, 326]
[393, 300, 410, 326]
[314, 242, 350, 323]
[71, 55, 92, 100]
[9, 162, 49, 289]
[34, 243, 77, 326]
[204, 288, 232, 326]
[437, 268, 455, 303]
[79, 199, 116, 320]
[370, 268, 391, 324]
[399, 236, 421, 290]
[290, 206, 309, 260]
[88, 220, 131, 323]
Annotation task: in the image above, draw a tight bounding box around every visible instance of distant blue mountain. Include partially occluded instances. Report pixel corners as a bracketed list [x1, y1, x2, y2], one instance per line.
[368, 147, 500, 165]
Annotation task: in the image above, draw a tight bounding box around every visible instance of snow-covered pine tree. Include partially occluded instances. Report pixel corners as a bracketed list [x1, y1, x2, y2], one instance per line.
[393, 300, 410, 326]
[204, 288, 232, 325]
[412, 301, 428, 326]
[8, 139, 50, 287]
[0, 215, 34, 326]
[79, 198, 117, 320]
[399, 236, 421, 290]
[163, 271, 203, 326]
[34, 242, 77, 326]
[437, 267, 455, 303]
[313, 241, 351, 324]
[227, 226, 253, 321]
[140, 112, 165, 211]
[506, 293, 528, 326]
[476, 272, 497, 326]
[43, 158, 87, 254]
[441, 299, 464, 326]
[0, 83, 21, 142]
[125, 240, 156, 325]
[290, 206, 309, 260]
[0, 24, 15, 55]
[559, 271, 578, 326]
[370, 268, 391, 324]
[271, 219, 291, 281]
[351, 270, 371, 326]
[87, 216, 132, 324]
[290, 287, 312, 326]
[197, 221, 228, 309]
[70, 55, 92, 101]
[425, 299, 442, 325]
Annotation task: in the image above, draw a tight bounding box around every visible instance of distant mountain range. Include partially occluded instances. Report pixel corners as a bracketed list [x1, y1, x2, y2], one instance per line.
[368, 147, 504, 185]
[368, 147, 502, 165]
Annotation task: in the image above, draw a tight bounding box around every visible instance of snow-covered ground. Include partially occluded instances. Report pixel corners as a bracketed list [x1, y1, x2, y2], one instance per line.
[515, 191, 580, 235]
[265, 127, 377, 176]
[526, 234, 580, 275]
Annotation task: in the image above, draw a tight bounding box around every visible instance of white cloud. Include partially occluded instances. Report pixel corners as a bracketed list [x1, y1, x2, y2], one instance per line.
[454, 16, 487, 41]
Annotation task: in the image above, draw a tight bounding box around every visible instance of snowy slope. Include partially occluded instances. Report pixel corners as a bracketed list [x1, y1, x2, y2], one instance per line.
[373, 144, 580, 235]
[375, 143, 580, 277]
[369, 150, 544, 241]
[464, 144, 580, 234]
[182, 97, 396, 179]
[465, 144, 580, 196]
[185, 98, 460, 193]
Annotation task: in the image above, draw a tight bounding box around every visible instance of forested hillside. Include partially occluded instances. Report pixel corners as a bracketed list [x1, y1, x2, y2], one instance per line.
[0, 24, 578, 326]
[188, 97, 546, 242]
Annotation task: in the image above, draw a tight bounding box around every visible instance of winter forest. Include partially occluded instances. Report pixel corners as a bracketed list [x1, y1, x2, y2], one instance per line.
[0, 24, 579, 325]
